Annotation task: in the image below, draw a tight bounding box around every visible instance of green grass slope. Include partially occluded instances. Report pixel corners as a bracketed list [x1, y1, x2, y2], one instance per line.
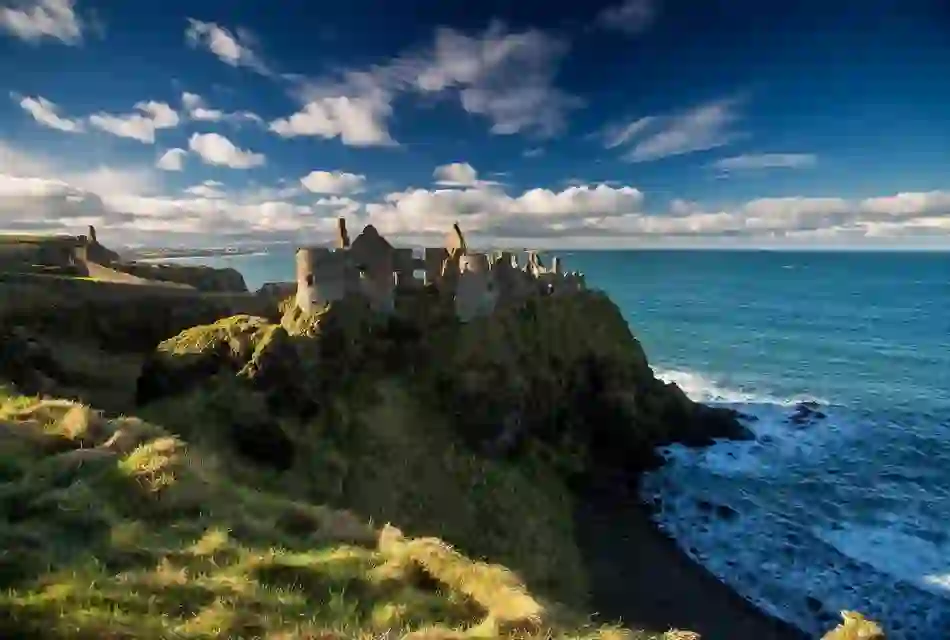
[0, 385, 667, 640]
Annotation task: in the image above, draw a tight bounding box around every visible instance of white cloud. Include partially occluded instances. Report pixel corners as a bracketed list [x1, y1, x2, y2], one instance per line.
[180, 91, 261, 125]
[600, 116, 654, 149]
[182, 92, 222, 121]
[712, 153, 817, 171]
[88, 101, 180, 143]
[431, 162, 502, 189]
[365, 183, 646, 237]
[269, 94, 395, 146]
[187, 132, 265, 169]
[273, 23, 579, 146]
[2, 141, 948, 248]
[414, 24, 580, 137]
[185, 19, 271, 76]
[602, 97, 744, 162]
[135, 101, 178, 128]
[0, 0, 83, 44]
[0, 141, 337, 244]
[14, 94, 84, 132]
[183, 180, 227, 199]
[156, 148, 187, 172]
[595, 0, 658, 35]
[523, 147, 545, 158]
[433, 162, 478, 187]
[300, 170, 366, 195]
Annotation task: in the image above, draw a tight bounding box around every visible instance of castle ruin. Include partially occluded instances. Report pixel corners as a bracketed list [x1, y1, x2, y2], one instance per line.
[294, 219, 587, 321]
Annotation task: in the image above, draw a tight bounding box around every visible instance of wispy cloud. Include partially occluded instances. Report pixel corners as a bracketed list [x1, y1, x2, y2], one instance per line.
[601, 96, 745, 162]
[188, 132, 265, 169]
[273, 22, 581, 146]
[13, 94, 84, 132]
[711, 153, 817, 172]
[88, 101, 180, 143]
[594, 0, 658, 35]
[600, 116, 655, 149]
[156, 148, 187, 172]
[432, 162, 501, 188]
[0, 0, 84, 44]
[185, 18, 272, 77]
[180, 91, 262, 125]
[269, 94, 396, 147]
[300, 171, 366, 195]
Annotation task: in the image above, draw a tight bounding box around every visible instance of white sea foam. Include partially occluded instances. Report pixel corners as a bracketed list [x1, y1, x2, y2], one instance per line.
[654, 367, 827, 406]
[640, 367, 950, 638]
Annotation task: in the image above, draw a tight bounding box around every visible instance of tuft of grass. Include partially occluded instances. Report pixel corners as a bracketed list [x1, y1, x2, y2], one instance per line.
[821, 611, 886, 639]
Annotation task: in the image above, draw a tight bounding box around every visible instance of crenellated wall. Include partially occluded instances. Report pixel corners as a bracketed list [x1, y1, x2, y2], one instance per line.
[295, 218, 587, 321]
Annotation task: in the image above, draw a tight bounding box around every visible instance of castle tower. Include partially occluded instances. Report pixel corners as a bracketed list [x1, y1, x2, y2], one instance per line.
[337, 218, 350, 249]
[295, 248, 348, 312]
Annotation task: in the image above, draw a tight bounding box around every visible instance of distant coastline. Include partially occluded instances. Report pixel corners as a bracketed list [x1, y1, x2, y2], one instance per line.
[122, 247, 268, 262]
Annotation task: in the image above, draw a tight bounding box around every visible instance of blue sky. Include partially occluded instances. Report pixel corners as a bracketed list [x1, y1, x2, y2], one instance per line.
[1, 0, 949, 248]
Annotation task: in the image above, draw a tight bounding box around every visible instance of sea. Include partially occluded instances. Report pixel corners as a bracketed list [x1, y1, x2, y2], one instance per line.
[176, 248, 950, 639]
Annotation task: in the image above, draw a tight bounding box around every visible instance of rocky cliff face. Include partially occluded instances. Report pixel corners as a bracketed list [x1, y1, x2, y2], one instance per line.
[139, 290, 748, 475]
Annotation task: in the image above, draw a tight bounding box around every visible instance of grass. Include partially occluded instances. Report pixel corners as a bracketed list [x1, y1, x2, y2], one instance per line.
[0, 369, 676, 640]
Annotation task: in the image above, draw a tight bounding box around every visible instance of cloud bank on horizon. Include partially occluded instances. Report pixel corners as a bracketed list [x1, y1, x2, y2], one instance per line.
[0, 0, 948, 248]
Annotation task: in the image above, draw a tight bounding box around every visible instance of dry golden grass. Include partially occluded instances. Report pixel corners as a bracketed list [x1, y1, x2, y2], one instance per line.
[820, 611, 885, 640]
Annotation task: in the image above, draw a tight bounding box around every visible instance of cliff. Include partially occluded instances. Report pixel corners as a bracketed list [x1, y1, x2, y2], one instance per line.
[110, 261, 249, 292]
[132, 289, 748, 607]
[0, 280, 879, 638]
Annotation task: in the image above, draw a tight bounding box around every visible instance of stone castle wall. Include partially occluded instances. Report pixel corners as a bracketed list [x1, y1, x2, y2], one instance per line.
[294, 219, 587, 321]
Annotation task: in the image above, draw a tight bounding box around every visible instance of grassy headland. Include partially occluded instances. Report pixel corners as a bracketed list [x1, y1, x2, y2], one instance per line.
[0, 235, 882, 640]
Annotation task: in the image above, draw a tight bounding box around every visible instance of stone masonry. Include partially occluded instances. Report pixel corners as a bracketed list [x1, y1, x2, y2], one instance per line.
[294, 218, 587, 321]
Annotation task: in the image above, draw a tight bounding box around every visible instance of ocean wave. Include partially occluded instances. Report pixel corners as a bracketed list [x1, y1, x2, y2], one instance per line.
[640, 366, 950, 638]
[654, 367, 827, 406]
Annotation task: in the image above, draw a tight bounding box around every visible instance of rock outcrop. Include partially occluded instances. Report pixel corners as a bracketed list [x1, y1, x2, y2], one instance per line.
[136, 314, 313, 412]
[136, 288, 748, 482]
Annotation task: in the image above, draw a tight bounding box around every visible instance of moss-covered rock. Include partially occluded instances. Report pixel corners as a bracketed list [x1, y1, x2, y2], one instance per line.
[135, 315, 312, 412]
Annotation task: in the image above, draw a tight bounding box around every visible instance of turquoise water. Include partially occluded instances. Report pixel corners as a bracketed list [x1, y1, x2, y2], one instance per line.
[188, 249, 950, 638]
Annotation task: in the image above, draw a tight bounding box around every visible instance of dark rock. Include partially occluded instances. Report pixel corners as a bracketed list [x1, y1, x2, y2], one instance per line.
[0, 326, 69, 394]
[789, 402, 827, 426]
[715, 504, 739, 521]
